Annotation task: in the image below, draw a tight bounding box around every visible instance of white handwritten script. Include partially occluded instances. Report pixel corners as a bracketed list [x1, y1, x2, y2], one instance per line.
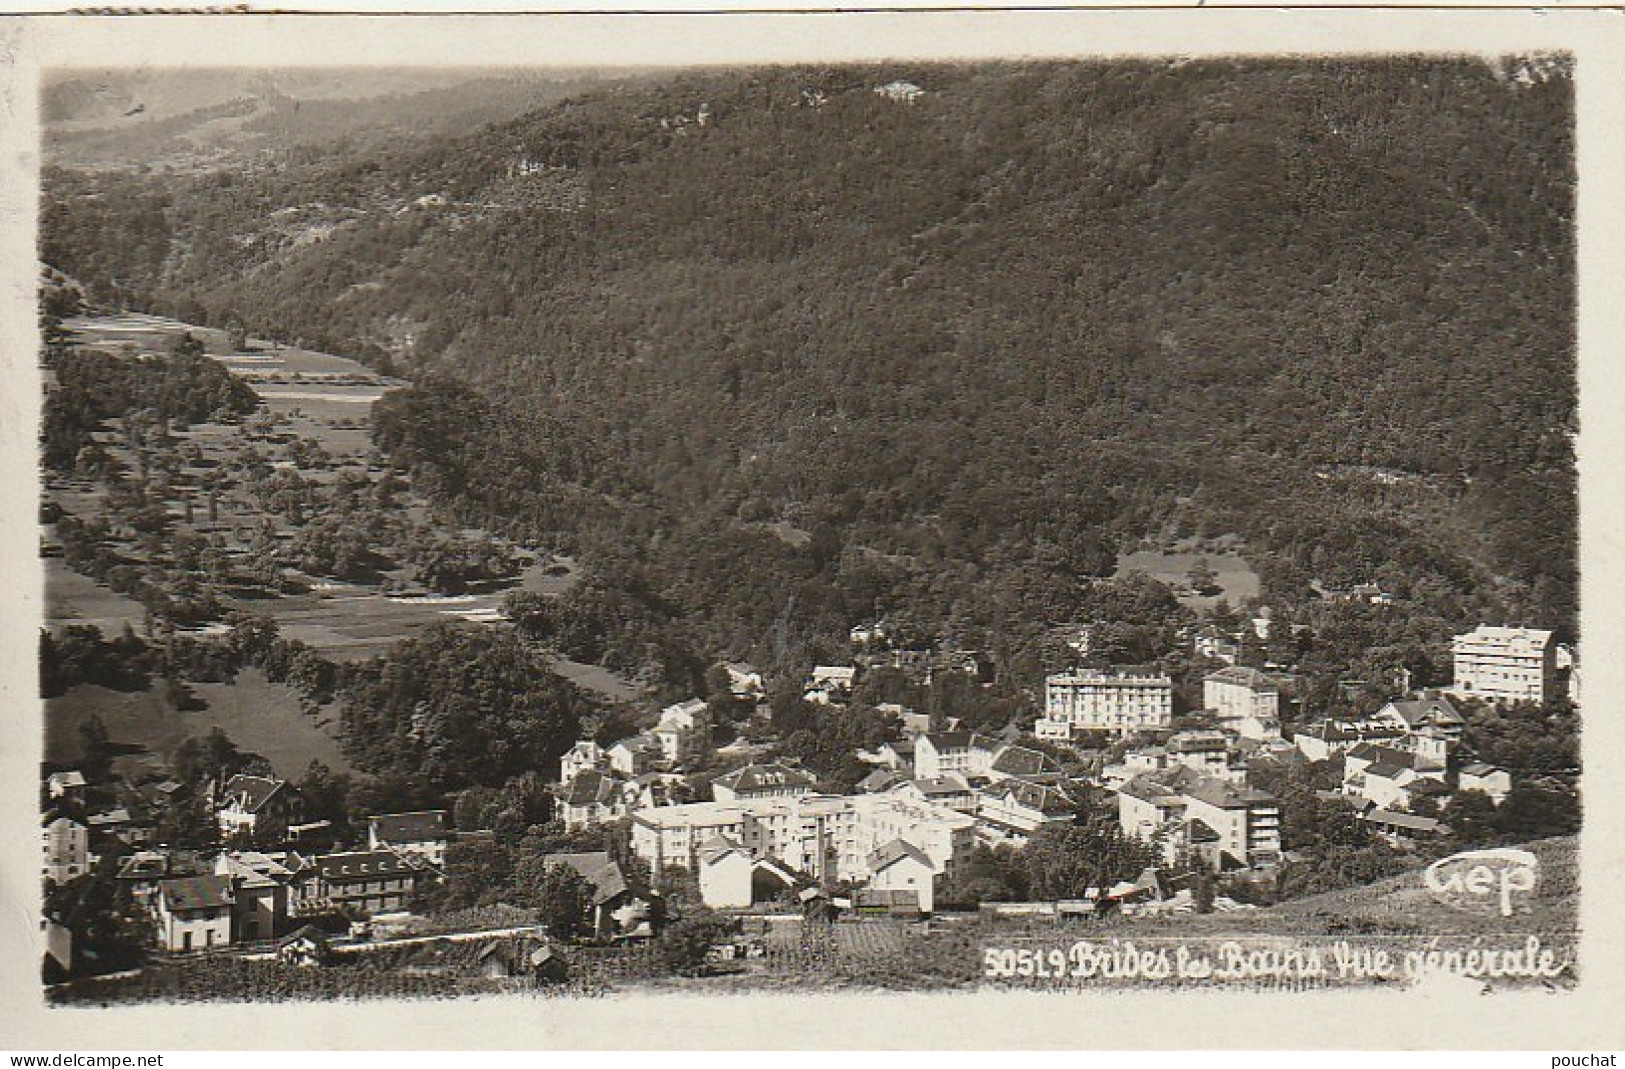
[982, 937, 1571, 986]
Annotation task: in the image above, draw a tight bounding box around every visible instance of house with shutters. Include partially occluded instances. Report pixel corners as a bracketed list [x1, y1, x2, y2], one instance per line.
[213, 849, 315, 942]
[653, 698, 712, 765]
[913, 731, 996, 779]
[607, 736, 661, 778]
[559, 769, 630, 831]
[153, 874, 236, 952]
[891, 774, 979, 815]
[974, 779, 1079, 844]
[559, 740, 608, 785]
[1370, 695, 1466, 765]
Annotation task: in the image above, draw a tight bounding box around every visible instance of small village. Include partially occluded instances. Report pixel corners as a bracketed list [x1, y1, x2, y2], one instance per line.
[41, 614, 1576, 997]
[31, 56, 1581, 1010]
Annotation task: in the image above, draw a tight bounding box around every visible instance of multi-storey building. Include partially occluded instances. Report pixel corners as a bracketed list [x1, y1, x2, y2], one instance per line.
[1118, 767, 1280, 870]
[1202, 667, 1281, 738]
[1040, 670, 1174, 738]
[912, 731, 995, 779]
[710, 761, 817, 802]
[42, 817, 90, 884]
[629, 792, 974, 891]
[303, 850, 430, 917]
[1450, 625, 1556, 704]
[653, 698, 712, 764]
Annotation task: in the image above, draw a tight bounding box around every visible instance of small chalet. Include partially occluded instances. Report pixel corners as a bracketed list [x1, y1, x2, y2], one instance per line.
[154, 874, 236, 953]
[276, 924, 331, 967]
[216, 775, 303, 844]
[541, 851, 660, 940]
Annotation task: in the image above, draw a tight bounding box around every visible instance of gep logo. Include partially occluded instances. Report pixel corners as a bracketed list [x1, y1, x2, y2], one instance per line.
[1423, 847, 1539, 917]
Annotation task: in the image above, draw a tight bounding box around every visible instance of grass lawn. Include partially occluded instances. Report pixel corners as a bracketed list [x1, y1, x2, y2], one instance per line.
[45, 667, 352, 778]
[1114, 548, 1262, 609]
[46, 558, 149, 632]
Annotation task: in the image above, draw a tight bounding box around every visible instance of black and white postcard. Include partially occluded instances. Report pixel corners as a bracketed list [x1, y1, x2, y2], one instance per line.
[3, 5, 1623, 1050]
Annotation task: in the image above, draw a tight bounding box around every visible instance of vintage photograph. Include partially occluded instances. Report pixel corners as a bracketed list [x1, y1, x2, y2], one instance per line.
[10, 9, 1617, 1044]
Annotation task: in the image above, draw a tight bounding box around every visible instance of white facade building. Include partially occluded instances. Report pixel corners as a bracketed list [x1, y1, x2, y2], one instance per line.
[1202, 667, 1280, 735]
[1042, 670, 1174, 737]
[1450, 626, 1556, 704]
[630, 792, 974, 892]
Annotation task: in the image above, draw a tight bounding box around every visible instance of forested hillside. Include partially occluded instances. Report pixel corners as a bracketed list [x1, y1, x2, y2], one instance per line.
[41, 57, 1576, 682]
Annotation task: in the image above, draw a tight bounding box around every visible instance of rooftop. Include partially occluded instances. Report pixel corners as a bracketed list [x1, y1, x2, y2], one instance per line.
[542, 851, 631, 905]
[713, 762, 816, 794]
[1203, 667, 1279, 692]
[220, 774, 290, 814]
[370, 810, 449, 843]
[159, 874, 235, 912]
[316, 850, 423, 880]
[868, 838, 933, 873]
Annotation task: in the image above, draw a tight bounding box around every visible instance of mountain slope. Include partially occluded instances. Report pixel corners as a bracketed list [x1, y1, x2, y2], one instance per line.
[41, 58, 1577, 670]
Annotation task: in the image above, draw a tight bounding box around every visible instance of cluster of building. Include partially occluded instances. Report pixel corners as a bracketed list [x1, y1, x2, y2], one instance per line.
[45, 612, 1571, 966]
[43, 764, 459, 954]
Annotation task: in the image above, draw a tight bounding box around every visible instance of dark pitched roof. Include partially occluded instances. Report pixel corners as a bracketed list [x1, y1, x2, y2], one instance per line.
[713, 762, 816, 794]
[543, 851, 630, 906]
[158, 874, 234, 912]
[1203, 667, 1278, 691]
[116, 852, 169, 880]
[278, 924, 330, 948]
[316, 850, 423, 880]
[562, 769, 619, 807]
[858, 768, 908, 793]
[991, 745, 1060, 778]
[1181, 777, 1277, 810]
[910, 776, 970, 796]
[987, 779, 1077, 816]
[1383, 697, 1465, 728]
[697, 834, 749, 866]
[921, 731, 990, 751]
[370, 811, 449, 844]
[867, 838, 933, 873]
[220, 774, 290, 814]
[1359, 808, 1446, 833]
[1347, 742, 1410, 764]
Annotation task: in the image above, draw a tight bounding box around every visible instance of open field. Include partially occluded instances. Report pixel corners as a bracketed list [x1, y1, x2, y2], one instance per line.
[1115, 548, 1261, 610]
[45, 668, 353, 778]
[48, 314, 636, 700]
[44, 557, 148, 634]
